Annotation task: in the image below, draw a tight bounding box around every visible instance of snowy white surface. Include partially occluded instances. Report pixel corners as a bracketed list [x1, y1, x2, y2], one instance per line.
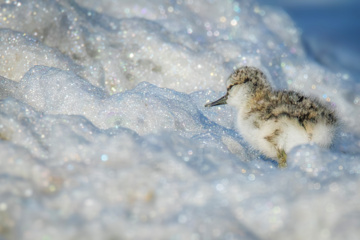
[0, 0, 359, 239]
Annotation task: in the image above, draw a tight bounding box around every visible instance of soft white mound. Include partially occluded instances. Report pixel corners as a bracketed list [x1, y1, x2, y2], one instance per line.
[0, 0, 359, 240]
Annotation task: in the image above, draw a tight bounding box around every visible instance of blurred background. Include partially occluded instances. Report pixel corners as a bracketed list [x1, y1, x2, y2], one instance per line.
[258, 0, 360, 79]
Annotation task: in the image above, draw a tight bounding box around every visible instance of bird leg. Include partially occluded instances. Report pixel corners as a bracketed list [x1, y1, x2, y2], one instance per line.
[277, 149, 287, 168]
[264, 129, 287, 168]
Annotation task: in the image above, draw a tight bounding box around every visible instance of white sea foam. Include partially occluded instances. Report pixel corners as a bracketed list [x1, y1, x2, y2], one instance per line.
[0, 0, 359, 239]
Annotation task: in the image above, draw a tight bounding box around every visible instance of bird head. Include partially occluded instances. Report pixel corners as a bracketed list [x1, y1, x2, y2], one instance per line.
[205, 66, 270, 107]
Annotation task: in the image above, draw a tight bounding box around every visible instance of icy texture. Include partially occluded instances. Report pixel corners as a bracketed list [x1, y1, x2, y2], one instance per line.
[0, 0, 359, 240]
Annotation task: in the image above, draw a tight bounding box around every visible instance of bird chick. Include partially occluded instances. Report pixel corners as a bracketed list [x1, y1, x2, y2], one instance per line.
[205, 66, 337, 168]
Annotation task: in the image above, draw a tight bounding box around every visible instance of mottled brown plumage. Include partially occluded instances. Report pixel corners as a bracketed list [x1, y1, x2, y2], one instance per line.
[247, 89, 337, 126]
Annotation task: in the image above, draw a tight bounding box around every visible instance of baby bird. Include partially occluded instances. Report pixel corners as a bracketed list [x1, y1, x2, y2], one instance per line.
[205, 66, 337, 167]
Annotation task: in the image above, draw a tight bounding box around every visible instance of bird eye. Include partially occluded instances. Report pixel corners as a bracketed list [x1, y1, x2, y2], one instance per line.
[227, 83, 239, 92]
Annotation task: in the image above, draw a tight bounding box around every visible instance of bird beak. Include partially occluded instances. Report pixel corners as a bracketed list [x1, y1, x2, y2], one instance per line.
[204, 94, 228, 107]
